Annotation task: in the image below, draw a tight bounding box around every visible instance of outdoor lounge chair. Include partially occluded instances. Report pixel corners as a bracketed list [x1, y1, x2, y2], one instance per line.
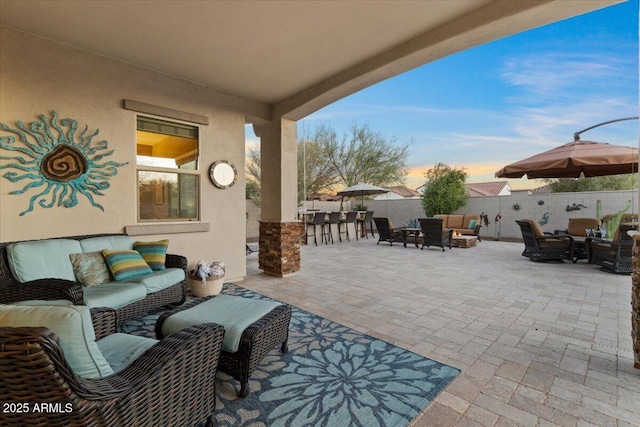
[373, 217, 403, 246]
[516, 219, 574, 262]
[418, 218, 452, 252]
[587, 224, 635, 274]
[0, 306, 225, 427]
[554, 217, 602, 237]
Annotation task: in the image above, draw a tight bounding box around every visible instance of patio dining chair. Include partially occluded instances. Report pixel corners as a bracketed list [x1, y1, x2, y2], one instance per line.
[372, 217, 403, 246]
[341, 211, 359, 241]
[327, 211, 344, 243]
[306, 211, 329, 245]
[357, 211, 375, 239]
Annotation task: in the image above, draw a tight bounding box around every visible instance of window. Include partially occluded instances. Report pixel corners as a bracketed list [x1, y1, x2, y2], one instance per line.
[136, 116, 199, 221]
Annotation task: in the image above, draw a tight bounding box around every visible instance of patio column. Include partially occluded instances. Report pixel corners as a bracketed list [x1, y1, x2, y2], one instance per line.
[254, 118, 303, 277]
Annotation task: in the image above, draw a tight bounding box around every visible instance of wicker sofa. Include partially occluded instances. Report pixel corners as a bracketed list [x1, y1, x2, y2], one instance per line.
[0, 233, 187, 326]
[0, 302, 224, 426]
[434, 214, 482, 240]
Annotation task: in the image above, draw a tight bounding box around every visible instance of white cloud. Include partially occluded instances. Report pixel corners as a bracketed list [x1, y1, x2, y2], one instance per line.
[501, 51, 634, 95]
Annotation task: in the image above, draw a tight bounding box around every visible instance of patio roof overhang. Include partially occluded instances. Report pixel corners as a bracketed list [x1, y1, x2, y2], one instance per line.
[0, 0, 622, 124]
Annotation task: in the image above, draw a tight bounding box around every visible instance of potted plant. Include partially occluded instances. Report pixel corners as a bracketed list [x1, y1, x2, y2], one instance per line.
[188, 260, 225, 297]
[602, 200, 632, 240]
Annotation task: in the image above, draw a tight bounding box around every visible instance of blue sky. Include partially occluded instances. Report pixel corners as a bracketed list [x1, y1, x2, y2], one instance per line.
[250, 1, 639, 191]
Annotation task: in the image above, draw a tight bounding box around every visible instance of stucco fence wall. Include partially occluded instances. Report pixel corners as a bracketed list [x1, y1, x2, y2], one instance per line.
[247, 190, 637, 241]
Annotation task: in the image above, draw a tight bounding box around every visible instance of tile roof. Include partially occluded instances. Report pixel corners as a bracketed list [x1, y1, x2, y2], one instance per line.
[466, 181, 511, 197]
[384, 186, 420, 198]
[531, 185, 551, 194]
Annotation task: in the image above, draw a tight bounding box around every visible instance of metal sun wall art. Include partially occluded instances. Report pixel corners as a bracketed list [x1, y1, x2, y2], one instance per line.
[0, 111, 128, 216]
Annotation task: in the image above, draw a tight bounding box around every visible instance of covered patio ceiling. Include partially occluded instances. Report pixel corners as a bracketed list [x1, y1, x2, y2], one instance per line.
[0, 0, 622, 123]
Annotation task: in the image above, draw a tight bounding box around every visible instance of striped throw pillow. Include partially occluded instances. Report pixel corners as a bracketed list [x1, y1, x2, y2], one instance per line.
[134, 239, 169, 271]
[102, 249, 152, 281]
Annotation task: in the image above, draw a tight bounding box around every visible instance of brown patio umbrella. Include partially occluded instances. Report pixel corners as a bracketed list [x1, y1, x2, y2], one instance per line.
[495, 140, 638, 179]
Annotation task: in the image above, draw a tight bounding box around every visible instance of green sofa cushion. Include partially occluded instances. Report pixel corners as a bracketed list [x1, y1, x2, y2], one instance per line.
[82, 281, 147, 309]
[0, 303, 113, 379]
[7, 239, 82, 283]
[79, 235, 134, 253]
[14, 299, 74, 306]
[125, 268, 185, 294]
[97, 333, 158, 374]
[160, 294, 280, 353]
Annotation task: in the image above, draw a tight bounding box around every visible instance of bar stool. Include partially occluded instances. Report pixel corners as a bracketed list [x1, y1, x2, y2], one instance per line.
[328, 211, 343, 243]
[341, 211, 358, 241]
[306, 211, 328, 245]
[356, 211, 375, 239]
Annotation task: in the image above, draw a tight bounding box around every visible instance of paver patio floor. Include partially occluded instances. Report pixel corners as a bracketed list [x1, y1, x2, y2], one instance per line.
[242, 238, 639, 427]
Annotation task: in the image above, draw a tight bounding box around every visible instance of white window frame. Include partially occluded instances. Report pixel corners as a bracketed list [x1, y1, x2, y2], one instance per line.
[136, 114, 201, 222]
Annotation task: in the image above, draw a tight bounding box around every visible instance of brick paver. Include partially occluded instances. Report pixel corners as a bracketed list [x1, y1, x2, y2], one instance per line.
[243, 239, 640, 426]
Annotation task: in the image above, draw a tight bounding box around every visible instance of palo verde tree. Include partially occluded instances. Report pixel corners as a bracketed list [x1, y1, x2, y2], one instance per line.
[420, 163, 469, 217]
[246, 122, 410, 203]
[324, 122, 409, 188]
[298, 125, 340, 201]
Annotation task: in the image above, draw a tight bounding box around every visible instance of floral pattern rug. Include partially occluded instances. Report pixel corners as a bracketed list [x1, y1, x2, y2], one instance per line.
[120, 283, 460, 427]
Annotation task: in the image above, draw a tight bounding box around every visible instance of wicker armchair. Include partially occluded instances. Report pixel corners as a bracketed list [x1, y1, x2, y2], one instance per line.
[372, 217, 403, 246]
[0, 234, 187, 327]
[516, 219, 574, 262]
[587, 224, 635, 274]
[418, 218, 452, 252]
[0, 308, 225, 427]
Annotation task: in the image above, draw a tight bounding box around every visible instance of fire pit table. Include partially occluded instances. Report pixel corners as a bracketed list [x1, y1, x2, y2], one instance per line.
[451, 235, 478, 248]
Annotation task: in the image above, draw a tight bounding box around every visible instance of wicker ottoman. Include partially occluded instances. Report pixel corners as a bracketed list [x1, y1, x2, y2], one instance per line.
[156, 295, 291, 397]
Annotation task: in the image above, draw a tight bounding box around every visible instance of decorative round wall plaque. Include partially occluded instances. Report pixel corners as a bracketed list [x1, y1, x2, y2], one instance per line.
[0, 111, 128, 216]
[209, 160, 237, 189]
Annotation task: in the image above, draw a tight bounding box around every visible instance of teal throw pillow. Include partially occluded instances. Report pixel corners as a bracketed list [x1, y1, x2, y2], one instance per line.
[468, 219, 477, 229]
[102, 249, 153, 281]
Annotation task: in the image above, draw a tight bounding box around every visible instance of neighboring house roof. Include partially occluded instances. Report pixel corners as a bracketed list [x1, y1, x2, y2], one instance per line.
[531, 185, 551, 194]
[386, 186, 420, 198]
[467, 181, 511, 197]
[373, 186, 420, 200]
[417, 181, 511, 197]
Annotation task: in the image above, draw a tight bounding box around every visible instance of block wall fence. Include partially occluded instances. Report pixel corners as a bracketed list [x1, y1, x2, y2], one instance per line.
[247, 190, 637, 241]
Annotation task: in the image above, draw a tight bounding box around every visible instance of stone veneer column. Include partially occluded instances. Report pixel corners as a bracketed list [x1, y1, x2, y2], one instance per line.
[259, 221, 304, 277]
[632, 234, 640, 369]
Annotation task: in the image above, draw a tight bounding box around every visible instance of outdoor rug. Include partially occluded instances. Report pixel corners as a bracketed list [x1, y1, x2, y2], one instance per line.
[120, 283, 460, 427]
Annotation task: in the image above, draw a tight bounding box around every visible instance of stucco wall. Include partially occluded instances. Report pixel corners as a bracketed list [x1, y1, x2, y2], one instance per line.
[1, 28, 248, 280]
